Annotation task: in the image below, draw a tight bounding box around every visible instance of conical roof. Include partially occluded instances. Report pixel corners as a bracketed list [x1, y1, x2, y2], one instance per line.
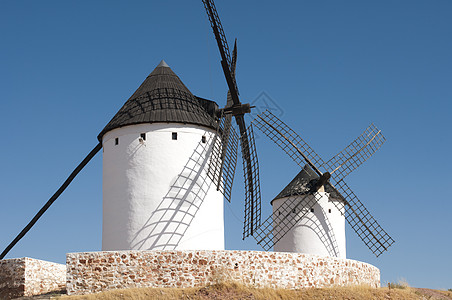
[272, 164, 341, 204]
[98, 60, 218, 140]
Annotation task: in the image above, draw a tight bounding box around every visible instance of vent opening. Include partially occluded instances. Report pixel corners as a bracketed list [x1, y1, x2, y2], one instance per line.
[140, 133, 146, 140]
[202, 136, 206, 143]
[115, 138, 119, 145]
[172, 132, 178, 140]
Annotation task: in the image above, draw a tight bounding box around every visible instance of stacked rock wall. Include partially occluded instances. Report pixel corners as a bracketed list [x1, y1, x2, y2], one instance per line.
[0, 258, 25, 299]
[67, 250, 380, 295]
[0, 257, 66, 299]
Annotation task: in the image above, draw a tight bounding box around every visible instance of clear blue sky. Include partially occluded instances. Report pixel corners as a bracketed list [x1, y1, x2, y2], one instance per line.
[1, 0, 451, 290]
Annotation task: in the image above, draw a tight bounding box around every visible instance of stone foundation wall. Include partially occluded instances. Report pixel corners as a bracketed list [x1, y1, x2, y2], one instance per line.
[0, 258, 25, 299]
[67, 250, 380, 295]
[0, 257, 66, 299]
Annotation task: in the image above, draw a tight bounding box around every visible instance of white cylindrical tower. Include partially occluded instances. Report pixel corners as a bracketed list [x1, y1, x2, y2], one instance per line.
[98, 60, 224, 251]
[272, 165, 346, 258]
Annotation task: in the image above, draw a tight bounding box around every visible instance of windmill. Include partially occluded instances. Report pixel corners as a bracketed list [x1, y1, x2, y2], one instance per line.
[0, 0, 261, 259]
[251, 110, 395, 257]
[202, 0, 262, 239]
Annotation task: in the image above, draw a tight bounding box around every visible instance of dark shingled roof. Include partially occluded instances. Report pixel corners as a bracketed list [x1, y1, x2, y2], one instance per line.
[98, 60, 218, 141]
[272, 165, 341, 204]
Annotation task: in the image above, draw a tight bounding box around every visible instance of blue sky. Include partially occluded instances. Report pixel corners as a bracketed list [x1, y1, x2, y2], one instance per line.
[1, 0, 451, 290]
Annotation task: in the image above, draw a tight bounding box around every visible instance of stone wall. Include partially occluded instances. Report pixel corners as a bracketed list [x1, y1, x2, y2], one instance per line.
[67, 250, 380, 295]
[0, 258, 25, 299]
[0, 257, 66, 299]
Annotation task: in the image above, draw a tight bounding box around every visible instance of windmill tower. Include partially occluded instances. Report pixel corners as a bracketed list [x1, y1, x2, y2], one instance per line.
[99, 60, 225, 251]
[272, 165, 346, 258]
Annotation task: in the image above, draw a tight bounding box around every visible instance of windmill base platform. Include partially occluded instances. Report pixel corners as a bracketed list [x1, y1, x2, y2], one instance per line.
[65, 250, 380, 295]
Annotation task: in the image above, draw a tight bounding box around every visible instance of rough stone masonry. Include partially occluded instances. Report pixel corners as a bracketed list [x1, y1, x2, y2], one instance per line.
[66, 250, 380, 295]
[0, 257, 66, 299]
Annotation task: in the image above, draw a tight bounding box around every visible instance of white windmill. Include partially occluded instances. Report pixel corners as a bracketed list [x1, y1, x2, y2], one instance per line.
[99, 60, 226, 251]
[251, 110, 394, 258]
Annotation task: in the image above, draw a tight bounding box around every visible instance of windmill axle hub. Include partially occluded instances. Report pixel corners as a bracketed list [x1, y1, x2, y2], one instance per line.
[314, 172, 331, 192]
[219, 103, 251, 117]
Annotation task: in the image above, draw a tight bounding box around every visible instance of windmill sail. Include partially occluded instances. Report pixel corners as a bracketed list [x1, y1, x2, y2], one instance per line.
[326, 180, 395, 257]
[202, 0, 262, 237]
[0, 143, 102, 260]
[253, 110, 325, 174]
[241, 124, 261, 238]
[207, 114, 239, 203]
[325, 124, 386, 180]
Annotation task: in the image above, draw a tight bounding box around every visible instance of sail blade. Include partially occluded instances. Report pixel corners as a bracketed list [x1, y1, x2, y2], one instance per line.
[327, 180, 395, 257]
[0, 142, 102, 260]
[325, 124, 386, 180]
[253, 110, 325, 175]
[202, 0, 240, 103]
[240, 122, 261, 238]
[207, 115, 238, 203]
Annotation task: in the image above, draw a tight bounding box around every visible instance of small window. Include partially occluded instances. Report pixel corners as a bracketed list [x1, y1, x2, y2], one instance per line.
[292, 208, 296, 213]
[278, 211, 281, 216]
[328, 209, 332, 213]
[172, 132, 178, 140]
[310, 208, 314, 213]
[115, 138, 119, 145]
[140, 133, 146, 141]
[202, 136, 206, 143]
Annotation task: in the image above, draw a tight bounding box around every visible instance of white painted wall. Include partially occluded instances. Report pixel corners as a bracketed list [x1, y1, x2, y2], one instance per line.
[102, 123, 224, 251]
[273, 192, 346, 258]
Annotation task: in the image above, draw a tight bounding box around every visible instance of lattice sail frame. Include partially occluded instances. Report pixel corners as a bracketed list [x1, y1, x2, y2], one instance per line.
[252, 110, 326, 172]
[201, 0, 239, 94]
[325, 124, 386, 180]
[326, 181, 394, 256]
[252, 110, 394, 257]
[241, 124, 262, 238]
[207, 114, 239, 203]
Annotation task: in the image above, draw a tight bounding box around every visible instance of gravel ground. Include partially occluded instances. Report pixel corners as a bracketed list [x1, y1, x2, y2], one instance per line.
[414, 288, 452, 300]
